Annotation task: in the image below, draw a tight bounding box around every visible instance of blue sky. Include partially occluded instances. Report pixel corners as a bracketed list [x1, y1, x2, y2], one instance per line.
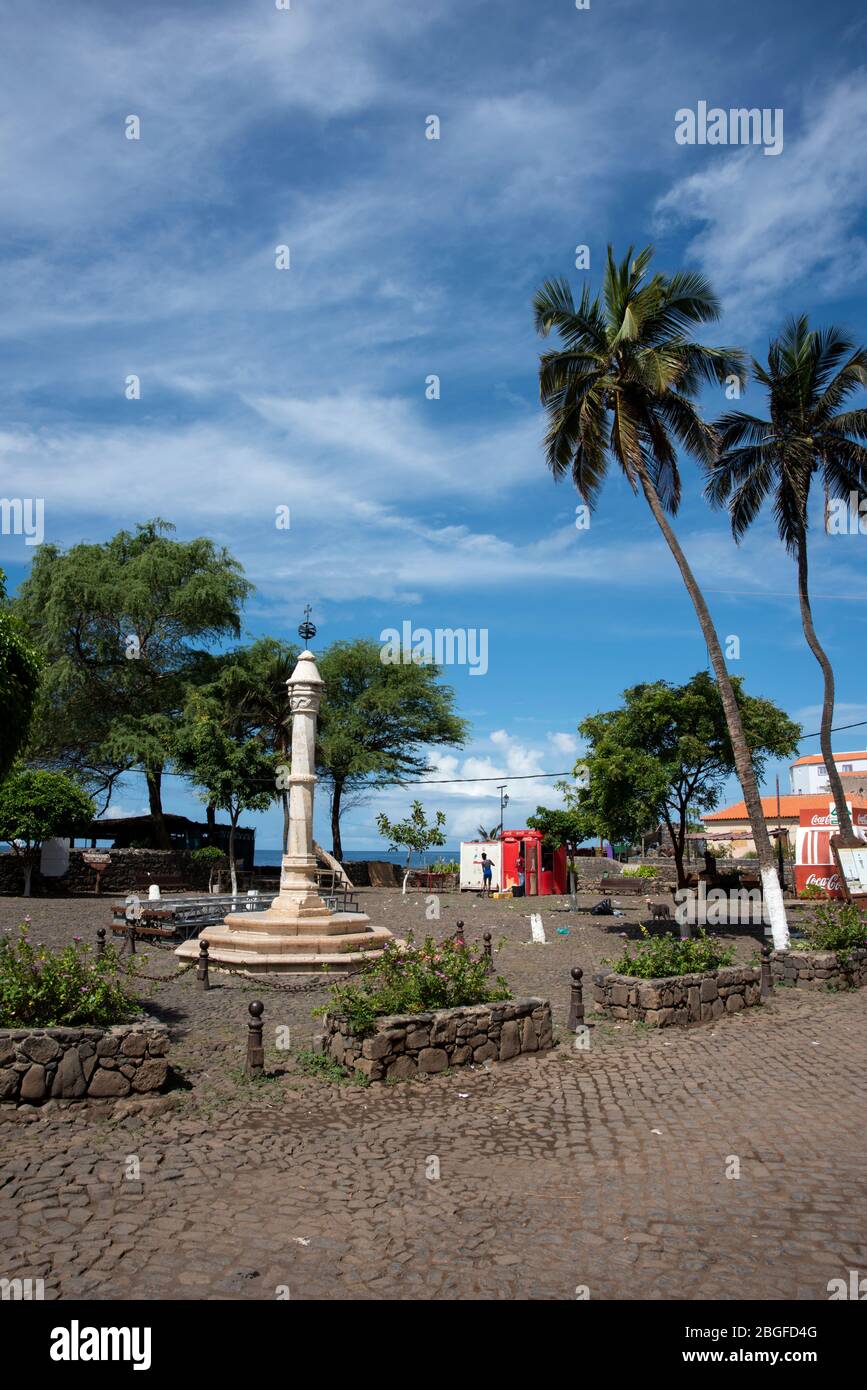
[1, 0, 866, 850]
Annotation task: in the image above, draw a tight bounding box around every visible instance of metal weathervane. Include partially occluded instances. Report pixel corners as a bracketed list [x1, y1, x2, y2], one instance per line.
[298, 604, 316, 647]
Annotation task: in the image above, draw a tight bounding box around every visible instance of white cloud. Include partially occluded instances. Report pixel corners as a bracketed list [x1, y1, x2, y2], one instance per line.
[655, 73, 867, 329]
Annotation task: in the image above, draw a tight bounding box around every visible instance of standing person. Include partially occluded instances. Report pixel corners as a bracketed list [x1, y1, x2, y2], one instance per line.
[476, 851, 495, 897]
[515, 851, 525, 898]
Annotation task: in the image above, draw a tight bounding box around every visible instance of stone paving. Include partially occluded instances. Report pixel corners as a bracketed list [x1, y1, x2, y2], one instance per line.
[1, 889, 866, 1300]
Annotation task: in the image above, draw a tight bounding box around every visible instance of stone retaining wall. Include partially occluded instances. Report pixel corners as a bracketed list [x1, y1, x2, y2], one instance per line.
[771, 947, 867, 990]
[593, 965, 761, 1027]
[0, 1020, 170, 1105]
[0, 847, 211, 897]
[324, 997, 554, 1082]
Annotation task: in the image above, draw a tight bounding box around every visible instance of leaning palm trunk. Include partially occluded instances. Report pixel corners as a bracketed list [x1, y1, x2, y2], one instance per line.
[637, 468, 789, 947]
[795, 537, 857, 844]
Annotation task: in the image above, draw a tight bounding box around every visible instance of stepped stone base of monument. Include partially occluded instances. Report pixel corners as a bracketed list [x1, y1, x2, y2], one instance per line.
[175, 910, 395, 975]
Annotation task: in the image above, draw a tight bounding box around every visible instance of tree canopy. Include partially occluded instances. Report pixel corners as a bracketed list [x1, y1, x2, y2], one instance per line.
[0, 570, 42, 783]
[558, 672, 800, 885]
[14, 519, 250, 844]
[0, 769, 95, 895]
[316, 640, 467, 859]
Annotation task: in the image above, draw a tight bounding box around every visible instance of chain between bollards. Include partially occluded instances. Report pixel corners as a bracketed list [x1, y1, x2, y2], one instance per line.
[245, 1000, 265, 1078]
[197, 938, 210, 991]
[760, 943, 774, 1000]
[567, 966, 584, 1032]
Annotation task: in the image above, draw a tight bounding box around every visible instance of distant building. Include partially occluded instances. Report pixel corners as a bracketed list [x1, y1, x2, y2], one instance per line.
[702, 794, 867, 859]
[69, 814, 256, 870]
[790, 750, 867, 796]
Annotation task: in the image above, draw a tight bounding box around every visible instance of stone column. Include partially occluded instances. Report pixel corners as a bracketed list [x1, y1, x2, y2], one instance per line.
[270, 649, 331, 924]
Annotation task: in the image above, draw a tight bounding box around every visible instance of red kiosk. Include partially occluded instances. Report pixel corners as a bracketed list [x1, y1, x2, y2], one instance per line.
[795, 801, 867, 898]
[459, 829, 567, 896]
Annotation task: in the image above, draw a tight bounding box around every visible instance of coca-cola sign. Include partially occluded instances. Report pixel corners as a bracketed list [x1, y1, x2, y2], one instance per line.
[806, 872, 841, 892]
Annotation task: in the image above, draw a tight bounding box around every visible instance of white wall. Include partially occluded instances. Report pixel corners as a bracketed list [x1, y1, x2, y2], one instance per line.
[790, 754, 867, 795]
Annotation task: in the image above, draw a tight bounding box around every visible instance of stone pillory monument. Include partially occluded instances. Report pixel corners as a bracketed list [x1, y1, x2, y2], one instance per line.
[177, 620, 394, 974]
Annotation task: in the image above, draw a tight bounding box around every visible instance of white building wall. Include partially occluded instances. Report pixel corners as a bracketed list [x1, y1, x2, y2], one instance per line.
[790, 754, 867, 795]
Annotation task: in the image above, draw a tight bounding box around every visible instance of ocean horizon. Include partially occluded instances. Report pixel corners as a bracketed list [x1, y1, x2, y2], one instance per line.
[254, 848, 460, 867]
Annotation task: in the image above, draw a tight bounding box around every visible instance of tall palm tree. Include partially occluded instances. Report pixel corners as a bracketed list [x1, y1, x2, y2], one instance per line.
[534, 244, 791, 947]
[706, 316, 867, 846]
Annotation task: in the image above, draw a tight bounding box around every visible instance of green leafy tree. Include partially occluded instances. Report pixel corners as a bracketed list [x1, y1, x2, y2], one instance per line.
[376, 800, 447, 893]
[707, 316, 867, 846]
[199, 638, 299, 849]
[173, 695, 276, 895]
[317, 641, 467, 860]
[0, 769, 95, 896]
[534, 245, 794, 947]
[14, 520, 250, 847]
[0, 570, 42, 783]
[556, 673, 800, 887]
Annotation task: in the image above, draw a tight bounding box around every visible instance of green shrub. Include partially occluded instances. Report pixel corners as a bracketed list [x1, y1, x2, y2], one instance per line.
[191, 845, 227, 863]
[798, 883, 828, 901]
[603, 927, 736, 979]
[0, 924, 138, 1028]
[316, 932, 511, 1035]
[621, 865, 659, 879]
[428, 859, 459, 875]
[803, 902, 867, 954]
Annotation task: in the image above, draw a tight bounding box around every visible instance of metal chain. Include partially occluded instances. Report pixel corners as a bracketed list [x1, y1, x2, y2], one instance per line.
[109, 929, 330, 992]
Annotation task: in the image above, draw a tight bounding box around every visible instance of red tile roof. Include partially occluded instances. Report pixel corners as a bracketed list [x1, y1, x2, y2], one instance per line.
[705, 794, 867, 822]
[790, 751, 867, 767]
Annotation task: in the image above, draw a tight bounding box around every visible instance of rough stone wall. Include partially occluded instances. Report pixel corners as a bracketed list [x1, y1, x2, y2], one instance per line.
[324, 997, 554, 1082]
[771, 948, 867, 990]
[0, 1021, 170, 1105]
[0, 848, 207, 897]
[593, 965, 761, 1026]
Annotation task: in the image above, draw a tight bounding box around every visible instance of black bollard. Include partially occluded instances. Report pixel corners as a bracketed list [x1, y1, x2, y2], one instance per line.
[483, 930, 494, 975]
[197, 938, 210, 991]
[568, 966, 585, 1032]
[454, 919, 466, 949]
[760, 943, 774, 1000]
[245, 1001, 265, 1078]
[96, 928, 106, 959]
[127, 920, 136, 955]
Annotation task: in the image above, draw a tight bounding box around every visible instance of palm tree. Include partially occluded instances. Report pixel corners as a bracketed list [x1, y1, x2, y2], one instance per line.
[534, 244, 791, 948]
[706, 316, 867, 846]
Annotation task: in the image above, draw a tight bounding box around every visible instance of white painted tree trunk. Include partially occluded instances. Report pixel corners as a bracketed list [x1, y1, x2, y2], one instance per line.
[761, 865, 789, 950]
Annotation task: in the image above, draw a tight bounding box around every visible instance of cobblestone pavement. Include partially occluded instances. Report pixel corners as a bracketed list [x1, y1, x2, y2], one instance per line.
[2, 890, 865, 1300]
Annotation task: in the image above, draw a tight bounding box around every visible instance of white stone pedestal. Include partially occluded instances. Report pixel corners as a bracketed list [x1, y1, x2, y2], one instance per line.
[176, 648, 394, 975]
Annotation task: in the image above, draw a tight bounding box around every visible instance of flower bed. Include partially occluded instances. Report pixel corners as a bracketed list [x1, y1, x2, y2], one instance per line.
[317, 932, 512, 1034]
[323, 997, 554, 1082]
[773, 904, 867, 989]
[0, 1020, 170, 1105]
[594, 966, 760, 1026]
[771, 948, 867, 990]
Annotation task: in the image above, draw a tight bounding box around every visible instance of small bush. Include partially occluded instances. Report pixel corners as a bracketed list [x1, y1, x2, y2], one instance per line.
[603, 927, 736, 979]
[803, 902, 867, 954]
[191, 845, 228, 863]
[621, 865, 659, 879]
[0, 924, 138, 1028]
[316, 932, 511, 1035]
[798, 883, 828, 901]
